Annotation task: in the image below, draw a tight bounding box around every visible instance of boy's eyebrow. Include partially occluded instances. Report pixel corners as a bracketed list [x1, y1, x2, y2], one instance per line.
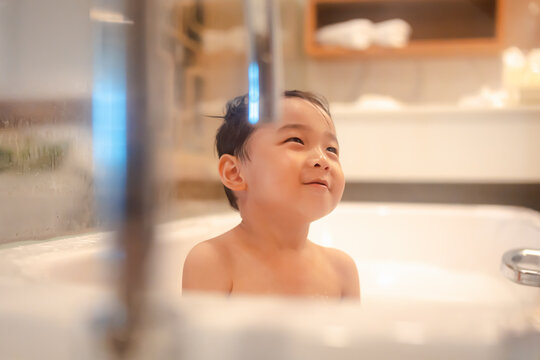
[277, 123, 338, 143]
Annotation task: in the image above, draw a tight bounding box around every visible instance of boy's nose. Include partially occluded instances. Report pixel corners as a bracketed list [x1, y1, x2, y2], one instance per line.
[311, 150, 330, 170]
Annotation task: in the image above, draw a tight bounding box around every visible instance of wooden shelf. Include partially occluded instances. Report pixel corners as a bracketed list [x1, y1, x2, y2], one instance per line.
[305, 0, 506, 58]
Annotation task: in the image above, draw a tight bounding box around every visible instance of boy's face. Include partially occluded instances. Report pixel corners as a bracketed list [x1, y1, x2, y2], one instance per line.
[239, 97, 345, 221]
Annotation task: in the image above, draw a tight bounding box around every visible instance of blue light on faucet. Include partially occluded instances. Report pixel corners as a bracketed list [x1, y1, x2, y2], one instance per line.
[92, 27, 127, 223]
[248, 61, 260, 125]
[92, 81, 127, 171]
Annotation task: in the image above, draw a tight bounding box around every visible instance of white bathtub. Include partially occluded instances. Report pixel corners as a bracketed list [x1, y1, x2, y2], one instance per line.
[1, 202, 539, 359]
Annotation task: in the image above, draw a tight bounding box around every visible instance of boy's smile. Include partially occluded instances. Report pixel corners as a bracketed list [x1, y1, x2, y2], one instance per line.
[238, 97, 345, 221]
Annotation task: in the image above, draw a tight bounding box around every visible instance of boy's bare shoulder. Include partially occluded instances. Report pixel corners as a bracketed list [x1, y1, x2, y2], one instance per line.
[182, 232, 235, 293]
[185, 235, 231, 267]
[313, 243, 360, 299]
[316, 245, 356, 274]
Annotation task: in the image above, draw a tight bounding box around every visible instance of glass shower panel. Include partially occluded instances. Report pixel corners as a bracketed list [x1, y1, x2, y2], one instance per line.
[0, 0, 94, 244]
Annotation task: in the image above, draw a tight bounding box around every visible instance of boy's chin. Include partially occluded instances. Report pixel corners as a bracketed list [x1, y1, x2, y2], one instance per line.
[247, 197, 339, 222]
[298, 203, 337, 222]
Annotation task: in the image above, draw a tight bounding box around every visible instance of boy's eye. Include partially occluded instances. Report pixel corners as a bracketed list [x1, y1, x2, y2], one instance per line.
[327, 146, 338, 155]
[286, 137, 304, 145]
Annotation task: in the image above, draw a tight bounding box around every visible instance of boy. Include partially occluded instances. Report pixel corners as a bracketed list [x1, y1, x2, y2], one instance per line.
[182, 90, 360, 299]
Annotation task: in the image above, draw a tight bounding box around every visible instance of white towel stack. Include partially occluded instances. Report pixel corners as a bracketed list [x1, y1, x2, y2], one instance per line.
[372, 19, 412, 48]
[316, 19, 374, 50]
[316, 18, 412, 50]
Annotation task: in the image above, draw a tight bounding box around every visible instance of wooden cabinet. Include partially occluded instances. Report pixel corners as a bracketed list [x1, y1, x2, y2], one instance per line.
[305, 0, 505, 58]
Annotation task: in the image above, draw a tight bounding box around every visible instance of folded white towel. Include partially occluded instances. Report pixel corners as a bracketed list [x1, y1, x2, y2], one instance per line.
[373, 19, 412, 48]
[315, 18, 412, 50]
[316, 19, 374, 50]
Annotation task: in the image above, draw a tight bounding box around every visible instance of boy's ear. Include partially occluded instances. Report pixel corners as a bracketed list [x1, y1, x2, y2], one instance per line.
[218, 154, 247, 191]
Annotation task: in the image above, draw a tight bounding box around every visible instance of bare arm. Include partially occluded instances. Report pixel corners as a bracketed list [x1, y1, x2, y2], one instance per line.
[182, 241, 232, 293]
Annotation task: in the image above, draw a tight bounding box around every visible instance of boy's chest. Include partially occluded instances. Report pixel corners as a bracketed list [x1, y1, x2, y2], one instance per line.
[229, 250, 342, 298]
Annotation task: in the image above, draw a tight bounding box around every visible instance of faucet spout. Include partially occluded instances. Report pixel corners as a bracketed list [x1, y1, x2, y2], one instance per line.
[92, 0, 154, 357]
[244, 0, 283, 124]
[92, 0, 284, 357]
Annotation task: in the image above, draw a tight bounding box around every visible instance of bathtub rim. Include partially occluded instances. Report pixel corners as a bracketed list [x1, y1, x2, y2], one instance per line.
[1, 201, 540, 287]
[1, 201, 540, 251]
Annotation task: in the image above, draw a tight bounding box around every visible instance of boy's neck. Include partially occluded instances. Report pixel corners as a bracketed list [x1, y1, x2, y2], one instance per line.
[238, 205, 310, 251]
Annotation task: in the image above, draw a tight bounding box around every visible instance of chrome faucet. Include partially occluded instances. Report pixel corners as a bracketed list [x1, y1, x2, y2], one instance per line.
[244, 0, 283, 124]
[92, 0, 154, 357]
[92, 0, 283, 358]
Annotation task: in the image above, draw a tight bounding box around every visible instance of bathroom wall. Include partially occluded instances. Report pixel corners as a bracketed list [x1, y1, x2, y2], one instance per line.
[193, 0, 540, 103]
[300, 0, 540, 103]
[176, 0, 540, 210]
[0, 0, 93, 100]
[177, 0, 539, 138]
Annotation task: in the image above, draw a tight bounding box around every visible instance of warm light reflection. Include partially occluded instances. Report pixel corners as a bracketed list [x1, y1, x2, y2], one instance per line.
[529, 49, 540, 74]
[376, 206, 390, 216]
[503, 47, 526, 68]
[90, 9, 133, 24]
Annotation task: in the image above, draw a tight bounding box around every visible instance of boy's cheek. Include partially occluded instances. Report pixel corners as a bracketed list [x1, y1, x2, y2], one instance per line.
[335, 165, 345, 182]
[335, 171, 346, 196]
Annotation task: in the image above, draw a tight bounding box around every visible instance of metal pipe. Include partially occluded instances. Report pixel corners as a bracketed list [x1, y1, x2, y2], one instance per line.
[91, 0, 154, 357]
[91, 0, 283, 357]
[244, 0, 283, 125]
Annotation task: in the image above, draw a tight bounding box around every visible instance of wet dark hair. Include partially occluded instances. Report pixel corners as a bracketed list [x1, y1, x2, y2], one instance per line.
[215, 90, 331, 210]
